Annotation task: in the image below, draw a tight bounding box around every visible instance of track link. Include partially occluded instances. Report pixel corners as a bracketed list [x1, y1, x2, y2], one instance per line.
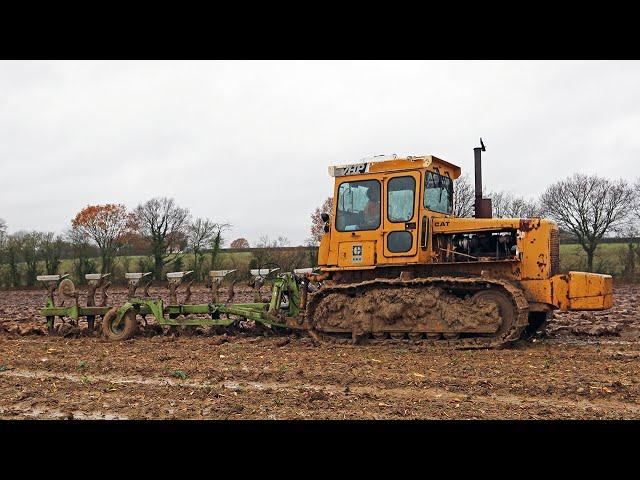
[305, 276, 529, 349]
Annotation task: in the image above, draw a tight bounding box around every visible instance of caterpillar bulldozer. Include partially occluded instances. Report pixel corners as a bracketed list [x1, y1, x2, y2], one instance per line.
[307, 140, 613, 347]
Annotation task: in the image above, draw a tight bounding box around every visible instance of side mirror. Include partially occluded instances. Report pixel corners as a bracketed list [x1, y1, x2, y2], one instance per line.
[320, 213, 330, 223]
[323, 224, 330, 233]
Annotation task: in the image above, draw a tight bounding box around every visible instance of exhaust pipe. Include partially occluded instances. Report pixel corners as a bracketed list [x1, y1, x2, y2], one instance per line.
[474, 138, 492, 218]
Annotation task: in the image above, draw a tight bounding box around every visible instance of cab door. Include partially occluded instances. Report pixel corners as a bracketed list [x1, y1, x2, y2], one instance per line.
[382, 171, 420, 259]
[332, 176, 381, 267]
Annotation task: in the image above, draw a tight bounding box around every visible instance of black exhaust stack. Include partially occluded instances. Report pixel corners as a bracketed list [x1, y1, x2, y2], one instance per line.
[474, 138, 492, 218]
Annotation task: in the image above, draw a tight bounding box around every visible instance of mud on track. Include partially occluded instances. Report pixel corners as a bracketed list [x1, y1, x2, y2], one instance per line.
[1, 284, 640, 419]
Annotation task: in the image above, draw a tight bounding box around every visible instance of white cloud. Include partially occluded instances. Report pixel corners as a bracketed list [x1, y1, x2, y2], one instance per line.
[1, 60, 639, 244]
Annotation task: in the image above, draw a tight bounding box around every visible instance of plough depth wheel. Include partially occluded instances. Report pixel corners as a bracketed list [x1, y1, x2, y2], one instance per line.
[102, 307, 138, 341]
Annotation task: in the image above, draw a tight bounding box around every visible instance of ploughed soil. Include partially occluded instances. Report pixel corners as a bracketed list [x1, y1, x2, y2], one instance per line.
[0, 284, 639, 419]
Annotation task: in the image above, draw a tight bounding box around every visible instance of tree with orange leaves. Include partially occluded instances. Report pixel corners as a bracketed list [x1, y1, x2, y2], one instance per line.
[230, 237, 250, 248]
[308, 197, 333, 245]
[71, 204, 133, 274]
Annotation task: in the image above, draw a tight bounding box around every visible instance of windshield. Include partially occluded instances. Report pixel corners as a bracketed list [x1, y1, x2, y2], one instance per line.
[335, 179, 381, 231]
[424, 171, 453, 215]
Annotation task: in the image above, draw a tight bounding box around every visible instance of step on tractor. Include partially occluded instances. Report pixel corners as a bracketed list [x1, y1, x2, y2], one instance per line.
[38, 140, 613, 348]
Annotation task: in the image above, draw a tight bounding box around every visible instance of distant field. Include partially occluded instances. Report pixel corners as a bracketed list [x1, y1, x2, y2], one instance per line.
[51, 252, 251, 273]
[559, 242, 634, 274]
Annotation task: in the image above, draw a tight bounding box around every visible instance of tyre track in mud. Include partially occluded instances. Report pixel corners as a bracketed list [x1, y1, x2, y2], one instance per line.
[2, 282, 640, 419]
[0, 402, 128, 420]
[3, 365, 640, 419]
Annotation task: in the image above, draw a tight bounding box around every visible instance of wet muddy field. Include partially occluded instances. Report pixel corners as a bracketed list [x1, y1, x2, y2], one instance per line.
[1, 284, 639, 419]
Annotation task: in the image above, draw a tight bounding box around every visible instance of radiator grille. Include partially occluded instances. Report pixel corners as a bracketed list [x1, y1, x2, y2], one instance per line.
[550, 228, 560, 275]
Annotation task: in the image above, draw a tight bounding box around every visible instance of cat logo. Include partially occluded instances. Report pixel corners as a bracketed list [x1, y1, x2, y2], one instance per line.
[434, 221, 450, 227]
[352, 244, 363, 263]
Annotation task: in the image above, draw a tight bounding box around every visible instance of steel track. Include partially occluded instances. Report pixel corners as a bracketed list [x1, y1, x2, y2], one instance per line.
[305, 276, 530, 349]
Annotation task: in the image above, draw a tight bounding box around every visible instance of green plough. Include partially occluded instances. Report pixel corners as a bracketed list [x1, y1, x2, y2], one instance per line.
[38, 268, 314, 341]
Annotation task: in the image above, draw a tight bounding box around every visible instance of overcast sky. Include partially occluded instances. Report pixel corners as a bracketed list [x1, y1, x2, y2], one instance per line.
[1, 60, 639, 245]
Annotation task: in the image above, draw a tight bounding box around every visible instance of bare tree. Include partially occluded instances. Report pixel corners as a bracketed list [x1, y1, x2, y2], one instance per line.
[508, 197, 542, 218]
[454, 177, 540, 220]
[615, 225, 640, 280]
[253, 235, 306, 272]
[187, 218, 220, 281]
[453, 174, 475, 218]
[308, 197, 333, 244]
[489, 190, 541, 218]
[133, 197, 191, 279]
[540, 174, 636, 272]
[0, 219, 7, 279]
[487, 191, 508, 218]
[0, 218, 6, 248]
[634, 179, 640, 222]
[257, 235, 290, 248]
[622, 182, 640, 278]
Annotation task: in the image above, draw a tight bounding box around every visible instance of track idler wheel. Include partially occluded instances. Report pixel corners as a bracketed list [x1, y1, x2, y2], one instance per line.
[102, 307, 138, 341]
[471, 289, 517, 336]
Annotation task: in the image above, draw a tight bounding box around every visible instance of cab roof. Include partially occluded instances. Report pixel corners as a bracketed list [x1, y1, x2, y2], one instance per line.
[328, 155, 462, 180]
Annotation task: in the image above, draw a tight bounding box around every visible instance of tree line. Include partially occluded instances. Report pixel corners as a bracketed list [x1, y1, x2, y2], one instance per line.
[3, 171, 640, 287]
[0, 197, 303, 287]
[0, 196, 320, 287]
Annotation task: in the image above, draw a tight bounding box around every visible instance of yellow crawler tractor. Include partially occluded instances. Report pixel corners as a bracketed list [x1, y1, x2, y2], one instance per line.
[308, 140, 613, 347]
[37, 140, 613, 348]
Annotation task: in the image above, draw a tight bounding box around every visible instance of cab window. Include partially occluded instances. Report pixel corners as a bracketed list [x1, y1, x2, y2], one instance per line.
[335, 179, 381, 231]
[387, 176, 415, 222]
[424, 171, 453, 215]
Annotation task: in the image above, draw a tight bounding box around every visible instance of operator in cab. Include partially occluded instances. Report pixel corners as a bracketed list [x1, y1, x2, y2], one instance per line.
[363, 185, 380, 227]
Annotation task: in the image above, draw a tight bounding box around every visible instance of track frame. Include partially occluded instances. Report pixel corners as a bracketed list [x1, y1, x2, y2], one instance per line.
[305, 276, 530, 349]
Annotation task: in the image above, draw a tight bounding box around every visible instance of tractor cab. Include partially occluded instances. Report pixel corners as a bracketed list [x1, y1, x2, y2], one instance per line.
[319, 156, 461, 269]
